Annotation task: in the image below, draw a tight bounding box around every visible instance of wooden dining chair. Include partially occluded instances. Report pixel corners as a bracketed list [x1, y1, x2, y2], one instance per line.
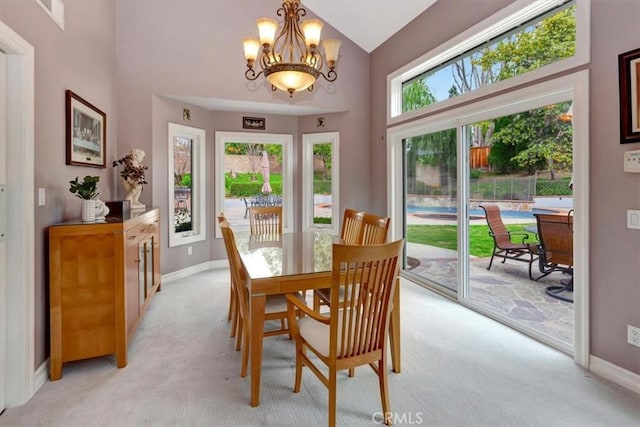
[219, 221, 303, 377]
[358, 212, 391, 245]
[341, 208, 365, 244]
[216, 212, 238, 337]
[313, 212, 390, 311]
[285, 239, 404, 427]
[248, 205, 283, 234]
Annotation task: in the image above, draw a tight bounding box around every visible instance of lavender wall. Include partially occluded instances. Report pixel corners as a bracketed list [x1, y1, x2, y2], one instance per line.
[0, 0, 117, 367]
[370, 0, 640, 375]
[589, 0, 640, 375]
[116, 0, 371, 274]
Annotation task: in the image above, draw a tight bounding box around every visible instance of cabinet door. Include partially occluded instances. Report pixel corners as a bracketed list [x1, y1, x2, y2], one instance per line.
[144, 238, 154, 298]
[124, 237, 141, 336]
[152, 231, 161, 290]
[139, 242, 146, 309]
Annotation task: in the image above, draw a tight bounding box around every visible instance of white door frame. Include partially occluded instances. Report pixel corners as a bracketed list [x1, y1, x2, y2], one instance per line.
[0, 49, 6, 413]
[0, 20, 36, 407]
[387, 71, 589, 367]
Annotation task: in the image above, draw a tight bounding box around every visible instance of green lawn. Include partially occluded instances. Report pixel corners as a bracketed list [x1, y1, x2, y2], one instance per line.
[406, 224, 536, 257]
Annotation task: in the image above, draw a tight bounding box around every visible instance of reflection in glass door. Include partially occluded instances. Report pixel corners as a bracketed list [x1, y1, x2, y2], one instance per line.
[403, 127, 458, 292]
[465, 101, 575, 347]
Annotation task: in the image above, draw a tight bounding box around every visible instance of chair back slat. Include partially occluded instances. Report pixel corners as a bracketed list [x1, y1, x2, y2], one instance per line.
[330, 240, 403, 359]
[341, 208, 364, 244]
[248, 206, 283, 234]
[358, 213, 390, 245]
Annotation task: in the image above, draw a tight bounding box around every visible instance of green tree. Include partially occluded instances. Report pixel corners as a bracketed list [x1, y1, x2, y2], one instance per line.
[313, 143, 332, 180]
[490, 103, 573, 177]
[475, 7, 576, 81]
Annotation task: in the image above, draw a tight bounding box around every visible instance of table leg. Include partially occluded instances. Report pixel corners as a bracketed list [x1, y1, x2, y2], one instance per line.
[250, 293, 266, 407]
[389, 278, 401, 373]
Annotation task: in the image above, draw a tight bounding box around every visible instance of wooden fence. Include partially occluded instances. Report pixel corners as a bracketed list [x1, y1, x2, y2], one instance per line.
[470, 146, 490, 169]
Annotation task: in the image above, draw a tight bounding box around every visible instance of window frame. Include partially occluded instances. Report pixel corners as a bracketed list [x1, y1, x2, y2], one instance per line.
[37, 0, 65, 30]
[214, 131, 293, 238]
[167, 122, 206, 248]
[387, 0, 590, 125]
[301, 131, 340, 233]
[387, 70, 590, 365]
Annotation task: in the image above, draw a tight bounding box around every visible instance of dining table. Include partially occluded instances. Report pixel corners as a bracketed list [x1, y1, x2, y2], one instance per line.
[234, 229, 402, 407]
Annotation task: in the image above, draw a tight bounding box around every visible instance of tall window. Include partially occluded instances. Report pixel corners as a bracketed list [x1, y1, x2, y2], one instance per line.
[386, 0, 590, 358]
[168, 123, 206, 247]
[388, 0, 589, 122]
[302, 132, 339, 233]
[214, 132, 293, 236]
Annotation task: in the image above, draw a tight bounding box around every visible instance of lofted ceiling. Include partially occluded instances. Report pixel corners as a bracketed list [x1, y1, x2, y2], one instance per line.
[170, 0, 437, 116]
[302, 0, 437, 53]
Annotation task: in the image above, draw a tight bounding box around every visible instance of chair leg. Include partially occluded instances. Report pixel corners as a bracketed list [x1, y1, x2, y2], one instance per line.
[328, 366, 337, 427]
[378, 357, 392, 426]
[348, 368, 355, 377]
[227, 282, 233, 321]
[230, 293, 238, 338]
[240, 327, 249, 378]
[313, 292, 321, 312]
[235, 316, 243, 352]
[293, 342, 304, 393]
[487, 247, 496, 270]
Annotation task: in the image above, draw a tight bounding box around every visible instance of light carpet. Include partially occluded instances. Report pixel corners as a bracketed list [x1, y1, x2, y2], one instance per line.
[1, 269, 639, 427]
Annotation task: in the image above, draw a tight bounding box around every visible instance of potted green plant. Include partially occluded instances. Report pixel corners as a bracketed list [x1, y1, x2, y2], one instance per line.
[69, 175, 100, 222]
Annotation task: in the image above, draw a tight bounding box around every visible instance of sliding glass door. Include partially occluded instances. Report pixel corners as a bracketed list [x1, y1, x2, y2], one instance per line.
[403, 126, 458, 292]
[391, 78, 584, 353]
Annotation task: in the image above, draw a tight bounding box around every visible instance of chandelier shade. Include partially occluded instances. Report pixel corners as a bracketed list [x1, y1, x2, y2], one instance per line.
[242, 0, 341, 97]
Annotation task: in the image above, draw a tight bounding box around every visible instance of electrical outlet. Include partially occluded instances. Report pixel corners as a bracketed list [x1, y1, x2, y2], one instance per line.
[187, 246, 192, 256]
[628, 325, 640, 347]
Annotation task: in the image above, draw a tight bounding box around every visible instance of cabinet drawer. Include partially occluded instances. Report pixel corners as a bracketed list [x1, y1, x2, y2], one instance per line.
[126, 219, 157, 243]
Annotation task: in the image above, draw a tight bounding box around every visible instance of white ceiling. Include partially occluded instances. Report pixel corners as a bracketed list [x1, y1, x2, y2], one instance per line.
[171, 1, 436, 115]
[302, 0, 437, 53]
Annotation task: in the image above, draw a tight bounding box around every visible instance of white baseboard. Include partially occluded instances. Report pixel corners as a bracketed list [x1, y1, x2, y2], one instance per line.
[161, 260, 226, 284]
[590, 355, 640, 395]
[32, 359, 49, 397]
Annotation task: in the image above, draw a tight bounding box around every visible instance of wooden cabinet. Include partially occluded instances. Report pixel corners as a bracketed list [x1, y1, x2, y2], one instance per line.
[49, 207, 160, 380]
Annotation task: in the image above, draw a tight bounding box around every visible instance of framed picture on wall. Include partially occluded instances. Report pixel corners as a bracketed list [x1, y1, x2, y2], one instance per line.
[618, 47, 640, 144]
[65, 90, 107, 167]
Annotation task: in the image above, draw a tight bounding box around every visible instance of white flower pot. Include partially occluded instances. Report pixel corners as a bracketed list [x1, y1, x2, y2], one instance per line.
[81, 199, 96, 222]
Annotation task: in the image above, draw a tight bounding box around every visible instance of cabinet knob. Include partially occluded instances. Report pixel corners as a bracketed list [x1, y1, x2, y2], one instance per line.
[128, 235, 136, 240]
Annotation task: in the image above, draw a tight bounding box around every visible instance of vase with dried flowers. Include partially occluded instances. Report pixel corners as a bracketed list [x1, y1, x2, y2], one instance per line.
[112, 148, 148, 210]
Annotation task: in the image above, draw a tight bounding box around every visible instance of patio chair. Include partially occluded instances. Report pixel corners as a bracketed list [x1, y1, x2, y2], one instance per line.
[532, 211, 574, 303]
[285, 239, 404, 427]
[479, 204, 537, 279]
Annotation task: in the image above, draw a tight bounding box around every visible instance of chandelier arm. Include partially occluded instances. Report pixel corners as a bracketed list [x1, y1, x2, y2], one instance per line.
[245, 67, 264, 81]
[319, 68, 338, 83]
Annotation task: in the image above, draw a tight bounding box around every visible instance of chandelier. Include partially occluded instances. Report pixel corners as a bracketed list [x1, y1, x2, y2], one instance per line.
[242, 0, 341, 97]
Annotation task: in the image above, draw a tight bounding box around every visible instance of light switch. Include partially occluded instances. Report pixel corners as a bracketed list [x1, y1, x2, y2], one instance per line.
[628, 210, 640, 229]
[38, 188, 46, 206]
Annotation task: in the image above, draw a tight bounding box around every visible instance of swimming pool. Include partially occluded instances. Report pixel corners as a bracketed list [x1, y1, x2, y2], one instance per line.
[406, 205, 534, 219]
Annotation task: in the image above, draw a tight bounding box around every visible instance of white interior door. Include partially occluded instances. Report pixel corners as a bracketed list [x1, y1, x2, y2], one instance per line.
[0, 50, 7, 413]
